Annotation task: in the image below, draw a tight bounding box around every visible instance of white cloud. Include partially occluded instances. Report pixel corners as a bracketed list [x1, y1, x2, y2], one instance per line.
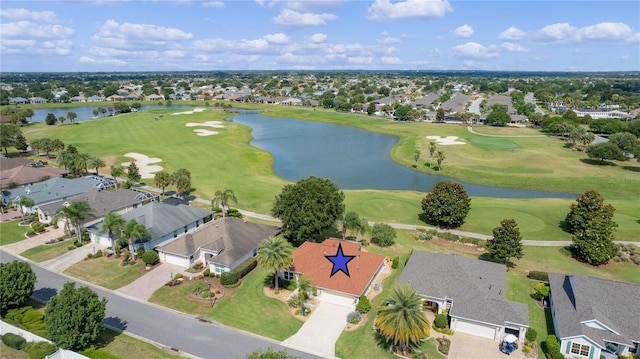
[264, 33, 291, 44]
[0, 8, 59, 23]
[536, 22, 578, 42]
[501, 42, 529, 52]
[366, 0, 452, 22]
[377, 34, 402, 44]
[0, 21, 74, 39]
[193, 36, 275, 54]
[381, 56, 402, 64]
[578, 22, 637, 42]
[94, 20, 193, 44]
[348, 57, 374, 64]
[273, 9, 336, 28]
[453, 24, 474, 38]
[498, 26, 526, 40]
[274, 0, 343, 12]
[451, 42, 498, 59]
[203, 1, 224, 8]
[254, 0, 265, 6]
[429, 47, 441, 56]
[78, 56, 126, 66]
[534, 21, 639, 44]
[307, 33, 327, 43]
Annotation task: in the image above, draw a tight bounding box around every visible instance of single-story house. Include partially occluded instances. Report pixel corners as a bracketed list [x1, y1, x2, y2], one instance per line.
[88, 202, 214, 250]
[281, 238, 386, 300]
[397, 251, 529, 342]
[37, 188, 156, 225]
[157, 217, 280, 274]
[0, 157, 67, 188]
[548, 273, 639, 359]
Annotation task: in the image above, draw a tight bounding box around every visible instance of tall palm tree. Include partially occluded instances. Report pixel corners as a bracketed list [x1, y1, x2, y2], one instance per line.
[341, 211, 368, 240]
[110, 165, 125, 188]
[212, 189, 238, 217]
[122, 219, 151, 261]
[435, 150, 445, 171]
[256, 236, 294, 294]
[98, 212, 126, 254]
[375, 284, 430, 354]
[88, 157, 105, 176]
[414, 149, 421, 166]
[13, 196, 34, 223]
[54, 201, 93, 243]
[428, 141, 437, 167]
[153, 170, 172, 196]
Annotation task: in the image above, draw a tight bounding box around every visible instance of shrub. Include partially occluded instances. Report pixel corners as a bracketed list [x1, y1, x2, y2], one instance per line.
[545, 335, 561, 357]
[226, 208, 242, 218]
[200, 290, 211, 298]
[287, 281, 297, 291]
[192, 261, 204, 271]
[287, 297, 300, 308]
[434, 313, 448, 329]
[524, 345, 532, 354]
[136, 247, 145, 259]
[74, 241, 83, 248]
[370, 223, 396, 247]
[527, 271, 549, 282]
[235, 257, 257, 279]
[347, 310, 362, 324]
[356, 295, 371, 314]
[391, 257, 399, 269]
[220, 271, 239, 286]
[2, 333, 26, 350]
[142, 250, 159, 266]
[86, 253, 93, 260]
[203, 268, 210, 277]
[526, 328, 537, 342]
[27, 341, 57, 359]
[174, 273, 183, 279]
[534, 283, 550, 300]
[26, 228, 35, 236]
[93, 250, 103, 259]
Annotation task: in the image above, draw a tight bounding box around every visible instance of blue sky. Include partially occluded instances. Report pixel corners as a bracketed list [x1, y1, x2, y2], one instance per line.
[1, 0, 638, 72]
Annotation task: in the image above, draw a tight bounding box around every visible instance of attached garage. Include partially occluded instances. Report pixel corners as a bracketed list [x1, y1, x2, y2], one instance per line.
[159, 251, 190, 268]
[452, 318, 498, 340]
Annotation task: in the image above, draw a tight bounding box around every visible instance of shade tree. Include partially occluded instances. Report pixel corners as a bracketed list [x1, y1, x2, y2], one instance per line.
[0, 261, 36, 314]
[421, 181, 471, 228]
[487, 218, 524, 265]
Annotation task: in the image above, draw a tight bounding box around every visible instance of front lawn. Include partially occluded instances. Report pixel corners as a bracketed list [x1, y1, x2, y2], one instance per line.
[20, 241, 74, 262]
[0, 220, 27, 245]
[63, 257, 146, 290]
[84, 328, 186, 359]
[149, 279, 219, 316]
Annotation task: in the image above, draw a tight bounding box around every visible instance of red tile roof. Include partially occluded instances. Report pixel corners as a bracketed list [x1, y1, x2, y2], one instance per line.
[291, 238, 385, 297]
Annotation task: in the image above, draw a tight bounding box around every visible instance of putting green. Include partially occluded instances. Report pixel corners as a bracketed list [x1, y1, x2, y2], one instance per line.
[466, 136, 521, 150]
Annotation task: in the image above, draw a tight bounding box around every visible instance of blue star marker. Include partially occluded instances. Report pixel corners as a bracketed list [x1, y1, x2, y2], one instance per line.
[325, 243, 356, 278]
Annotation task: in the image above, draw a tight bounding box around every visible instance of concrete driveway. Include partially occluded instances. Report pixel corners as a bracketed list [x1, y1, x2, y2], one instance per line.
[116, 263, 187, 301]
[41, 242, 106, 272]
[448, 332, 525, 359]
[282, 292, 354, 358]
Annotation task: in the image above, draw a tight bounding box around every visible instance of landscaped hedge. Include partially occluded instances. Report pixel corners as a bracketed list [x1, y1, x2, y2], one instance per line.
[142, 250, 159, 266]
[26, 341, 57, 359]
[356, 295, 371, 314]
[528, 271, 549, 282]
[2, 332, 26, 350]
[544, 334, 564, 359]
[235, 257, 257, 278]
[434, 314, 448, 329]
[220, 271, 239, 286]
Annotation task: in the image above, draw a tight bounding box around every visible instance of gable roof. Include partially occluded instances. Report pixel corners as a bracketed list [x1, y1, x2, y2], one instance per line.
[3, 177, 103, 206]
[119, 202, 213, 240]
[158, 217, 280, 266]
[548, 273, 640, 347]
[398, 251, 528, 327]
[290, 238, 385, 297]
[0, 160, 67, 187]
[38, 188, 155, 218]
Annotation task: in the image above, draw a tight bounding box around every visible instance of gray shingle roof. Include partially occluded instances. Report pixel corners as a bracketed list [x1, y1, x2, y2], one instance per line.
[158, 217, 280, 267]
[4, 177, 103, 206]
[548, 273, 640, 347]
[398, 251, 528, 326]
[38, 188, 154, 218]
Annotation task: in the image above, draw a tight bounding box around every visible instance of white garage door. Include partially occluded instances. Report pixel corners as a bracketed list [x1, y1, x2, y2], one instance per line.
[455, 320, 497, 340]
[162, 253, 188, 267]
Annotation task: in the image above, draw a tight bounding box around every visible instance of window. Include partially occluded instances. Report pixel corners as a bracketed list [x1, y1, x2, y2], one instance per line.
[571, 343, 590, 356]
[214, 263, 226, 274]
[282, 271, 295, 281]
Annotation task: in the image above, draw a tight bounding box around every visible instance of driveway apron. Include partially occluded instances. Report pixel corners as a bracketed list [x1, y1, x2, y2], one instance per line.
[282, 292, 354, 359]
[41, 242, 107, 273]
[116, 263, 187, 301]
[448, 332, 526, 359]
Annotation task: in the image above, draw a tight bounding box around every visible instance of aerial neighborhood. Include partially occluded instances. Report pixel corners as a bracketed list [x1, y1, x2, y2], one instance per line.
[1, 70, 639, 359]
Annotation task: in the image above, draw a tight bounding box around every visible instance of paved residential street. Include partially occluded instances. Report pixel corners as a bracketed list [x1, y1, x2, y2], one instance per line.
[0, 251, 320, 359]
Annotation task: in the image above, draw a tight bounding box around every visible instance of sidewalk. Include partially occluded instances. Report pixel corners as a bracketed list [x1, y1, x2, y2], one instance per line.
[41, 243, 107, 273]
[116, 263, 189, 301]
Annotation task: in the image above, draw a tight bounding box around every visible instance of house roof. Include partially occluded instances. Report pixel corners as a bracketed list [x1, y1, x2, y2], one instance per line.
[290, 238, 385, 297]
[158, 217, 280, 267]
[3, 177, 104, 206]
[0, 158, 67, 187]
[398, 251, 529, 327]
[92, 202, 213, 241]
[440, 93, 471, 112]
[38, 188, 154, 218]
[548, 273, 640, 347]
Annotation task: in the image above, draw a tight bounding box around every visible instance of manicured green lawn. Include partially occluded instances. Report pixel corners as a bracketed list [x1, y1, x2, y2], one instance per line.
[0, 342, 28, 358]
[149, 280, 217, 316]
[63, 257, 146, 290]
[208, 267, 304, 341]
[20, 241, 74, 262]
[84, 328, 186, 359]
[417, 338, 445, 359]
[0, 220, 27, 245]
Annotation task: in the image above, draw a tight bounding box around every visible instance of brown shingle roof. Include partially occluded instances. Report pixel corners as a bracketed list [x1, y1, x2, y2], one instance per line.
[291, 238, 385, 297]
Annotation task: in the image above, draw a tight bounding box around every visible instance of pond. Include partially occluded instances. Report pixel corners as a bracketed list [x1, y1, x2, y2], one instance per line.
[28, 104, 194, 123]
[229, 111, 575, 199]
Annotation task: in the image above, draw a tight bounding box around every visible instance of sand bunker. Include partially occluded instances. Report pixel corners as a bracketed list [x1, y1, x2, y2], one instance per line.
[425, 136, 466, 145]
[171, 108, 206, 115]
[121, 152, 163, 179]
[186, 120, 225, 136]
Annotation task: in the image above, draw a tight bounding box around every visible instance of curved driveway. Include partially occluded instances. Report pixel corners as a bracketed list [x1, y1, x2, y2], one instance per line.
[0, 251, 319, 359]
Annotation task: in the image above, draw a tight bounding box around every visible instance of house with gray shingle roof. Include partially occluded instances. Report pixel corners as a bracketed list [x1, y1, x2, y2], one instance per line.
[87, 202, 214, 251]
[398, 251, 529, 342]
[548, 273, 640, 359]
[157, 217, 280, 273]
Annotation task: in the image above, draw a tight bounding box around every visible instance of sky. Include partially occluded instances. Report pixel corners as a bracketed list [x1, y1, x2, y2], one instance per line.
[1, 0, 639, 72]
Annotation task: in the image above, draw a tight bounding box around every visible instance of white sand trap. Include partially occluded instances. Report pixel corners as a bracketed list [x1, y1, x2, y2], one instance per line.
[193, 129, 219, 136]
[186, 121, 225, 128]
[171, 108, 206, 115]
[426, 135, 466, 145]
[121, 152, 163, 179]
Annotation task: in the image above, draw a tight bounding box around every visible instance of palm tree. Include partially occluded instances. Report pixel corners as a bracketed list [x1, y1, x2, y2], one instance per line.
[54, 201, 93, 243]
[122, 219, 151, 261]
[154, 171, 172, 196]
[66, 112, 77, 124]
[414, 149, 421, 166]
[212, 189, 238, 217]
[428, 141, 437, 167]
[73, 153, 91, 175]
[256, 236, 294, 294]
[88, 156, 105, 176]
[435, 150, 445, 171]
[13, 196, 34, 223]
[341, 211, 368, 240]
[98, 212, 126, 254]
[110, 165, 125, 188]
[296, 277, 312, 314]
[375, 284, 430, 354]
